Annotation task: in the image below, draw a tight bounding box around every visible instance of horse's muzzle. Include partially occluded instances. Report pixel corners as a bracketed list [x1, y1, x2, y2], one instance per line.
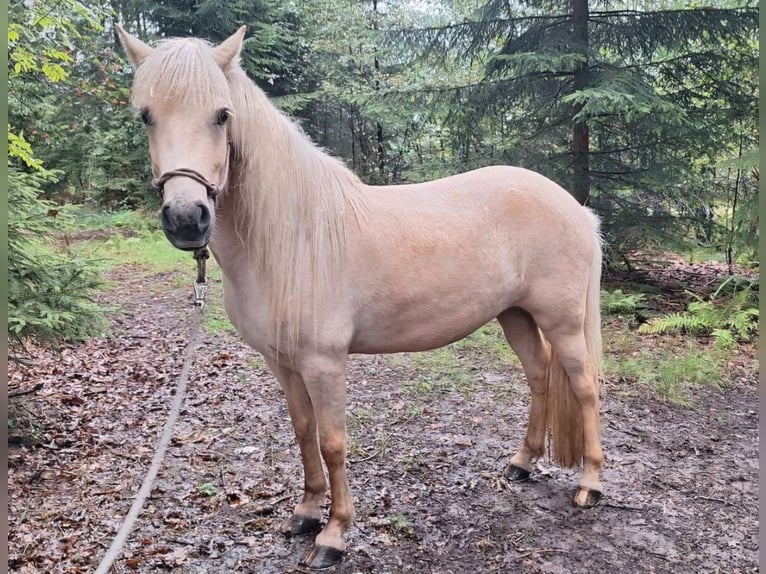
[161, 202, 212, 251]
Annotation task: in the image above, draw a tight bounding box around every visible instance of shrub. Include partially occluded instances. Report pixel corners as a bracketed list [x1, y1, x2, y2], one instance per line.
[9, 166, 106, 359]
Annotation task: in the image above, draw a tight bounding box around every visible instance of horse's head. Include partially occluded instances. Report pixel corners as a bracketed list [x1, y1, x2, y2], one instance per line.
[117, 25, 246, 251]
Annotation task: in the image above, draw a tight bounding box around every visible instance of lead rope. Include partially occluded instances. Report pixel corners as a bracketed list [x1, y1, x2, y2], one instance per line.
[94, 248, 209, 574]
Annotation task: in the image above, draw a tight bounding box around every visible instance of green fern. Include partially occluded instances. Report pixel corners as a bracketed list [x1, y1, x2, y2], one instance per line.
[639, 312, 705, 335]
[711, 329, 736, 350]
[601, 289, 646, 316]
[638, 282, 758, 343]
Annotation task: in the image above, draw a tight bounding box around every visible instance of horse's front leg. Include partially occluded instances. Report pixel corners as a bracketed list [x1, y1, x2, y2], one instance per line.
[265, 358, 327, 537]
[298, 355, 353, 570]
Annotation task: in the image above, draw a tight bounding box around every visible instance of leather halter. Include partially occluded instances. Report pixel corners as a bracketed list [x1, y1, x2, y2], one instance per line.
[151, 168, 221, 201]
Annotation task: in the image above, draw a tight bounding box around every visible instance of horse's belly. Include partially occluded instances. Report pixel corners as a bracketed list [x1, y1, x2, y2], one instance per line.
[349, 284, 513, 354]
[350, 320, 490, 354]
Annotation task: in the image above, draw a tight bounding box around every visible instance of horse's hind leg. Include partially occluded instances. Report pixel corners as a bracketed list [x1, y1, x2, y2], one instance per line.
[265, 358, 327, 537]
[538, 321, 603, 507]
[496, 307, 550, 482]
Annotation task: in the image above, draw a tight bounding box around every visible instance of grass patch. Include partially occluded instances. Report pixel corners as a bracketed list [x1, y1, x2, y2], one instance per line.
[73, 208, 162, 234]
[65, 209, 188, 276]
[75, 231, 188, 274]
[391, 323, 524, 401]
[247, 355, 269, 370]
[402, 347, 461, 374]
[387, 512, 418, 541]
[604, 335, 727, 405]
[683, 246, 729, 265]
[451, 323, 520, 368]
[393, 347, 477, 399]
[402, 373, 451, 397]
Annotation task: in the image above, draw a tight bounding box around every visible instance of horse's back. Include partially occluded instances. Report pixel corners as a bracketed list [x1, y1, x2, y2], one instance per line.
[359, 165, 598, 268]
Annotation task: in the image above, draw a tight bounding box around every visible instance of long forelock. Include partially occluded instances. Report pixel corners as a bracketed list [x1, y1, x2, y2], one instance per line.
[130, 38, 231, 111]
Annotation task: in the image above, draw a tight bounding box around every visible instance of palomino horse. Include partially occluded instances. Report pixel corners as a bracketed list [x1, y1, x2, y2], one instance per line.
[117, 25, 604, 569]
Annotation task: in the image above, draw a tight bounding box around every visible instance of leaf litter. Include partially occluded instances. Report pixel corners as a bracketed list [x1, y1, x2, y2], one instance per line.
[8, 260, 759, 573]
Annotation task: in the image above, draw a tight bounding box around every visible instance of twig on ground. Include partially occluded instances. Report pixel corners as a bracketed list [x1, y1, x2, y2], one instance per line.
[349, 448, 384, 464]
[9, 383, 44, 398]
[603, 502, 645, 511]
[170, 537, 195, 545]
[694, 495, 729, 505]
[514, 548, 567, 560]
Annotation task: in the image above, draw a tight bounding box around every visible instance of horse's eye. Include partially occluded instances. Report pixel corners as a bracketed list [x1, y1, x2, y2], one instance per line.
[217, 108, 230, 126]
[140, 109, 153, 126]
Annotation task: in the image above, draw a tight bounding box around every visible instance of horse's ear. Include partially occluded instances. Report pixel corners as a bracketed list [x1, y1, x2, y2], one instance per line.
[116, 24, 153, 69]
[213, 25, 247, 70]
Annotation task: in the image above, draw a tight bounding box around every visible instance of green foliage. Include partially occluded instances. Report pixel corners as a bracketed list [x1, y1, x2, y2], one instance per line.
[638, 279, 759, 348]
[389, 513, 410, 529]
[8, 130, 43, 170]
[148, 0, 311, 97]
[601, 289, 646, 316]
[10, 0, 152, 208]
[8, 169, 106, 357]
[8, 0, 107, 360]
[197, 483, 218, 497]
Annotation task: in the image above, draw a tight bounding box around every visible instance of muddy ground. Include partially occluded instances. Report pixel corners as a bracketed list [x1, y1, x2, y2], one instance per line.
[8, 263, 759, 574]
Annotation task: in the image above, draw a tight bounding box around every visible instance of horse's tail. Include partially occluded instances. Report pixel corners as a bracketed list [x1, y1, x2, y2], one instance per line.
[545, 212, 602, 468]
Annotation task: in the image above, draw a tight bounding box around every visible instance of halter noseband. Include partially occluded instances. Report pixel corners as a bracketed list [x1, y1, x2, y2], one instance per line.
[151, 168, 221, 201]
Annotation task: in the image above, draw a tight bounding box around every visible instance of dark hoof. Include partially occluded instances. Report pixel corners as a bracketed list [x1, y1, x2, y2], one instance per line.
[504, 464, 531, 482]
[283, 514, 322, 537]
[301, 544, 345, 570]
[573, 487, 602, 508]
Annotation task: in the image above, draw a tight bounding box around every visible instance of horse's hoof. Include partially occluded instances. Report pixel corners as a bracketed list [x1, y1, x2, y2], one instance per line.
[504, 464, 531, 482]
[573, 487, 602, 508]
[301, 544, 345, 570]
[282, 514, 322, 537]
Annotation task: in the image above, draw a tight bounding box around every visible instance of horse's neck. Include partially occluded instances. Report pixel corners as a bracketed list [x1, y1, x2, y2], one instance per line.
[213, 74, 367, 344]
[209, 207, 245, 278]
[208, 160, 253, 278]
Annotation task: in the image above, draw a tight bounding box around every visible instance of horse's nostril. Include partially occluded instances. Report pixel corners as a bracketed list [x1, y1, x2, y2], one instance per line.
[198, 203, 211, 232]
[161, 205, 177, 232]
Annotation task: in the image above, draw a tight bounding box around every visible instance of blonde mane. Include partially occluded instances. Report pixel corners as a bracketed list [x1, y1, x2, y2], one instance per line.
[133, 38, 366, 351]
[226, 65, 366, 350]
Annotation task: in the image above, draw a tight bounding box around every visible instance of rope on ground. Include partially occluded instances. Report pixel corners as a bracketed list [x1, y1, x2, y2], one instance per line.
[94, 302, 205, 574]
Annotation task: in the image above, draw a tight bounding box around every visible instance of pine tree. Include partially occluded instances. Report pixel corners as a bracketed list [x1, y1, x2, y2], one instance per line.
[136, 0, 311, 97]
[391, 0, 758, 261]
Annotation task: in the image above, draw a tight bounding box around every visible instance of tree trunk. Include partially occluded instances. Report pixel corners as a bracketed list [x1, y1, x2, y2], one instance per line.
[571, 0, 590, 205]
[372, 0, 385, 182]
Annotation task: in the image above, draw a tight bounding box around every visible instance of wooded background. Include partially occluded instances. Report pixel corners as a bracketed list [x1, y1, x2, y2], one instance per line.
[8, 0, 759, 352]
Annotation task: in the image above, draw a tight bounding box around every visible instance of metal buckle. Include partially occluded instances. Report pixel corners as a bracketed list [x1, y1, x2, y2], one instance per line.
[193, 280, 208, 309]
[192, 246, 210, 309]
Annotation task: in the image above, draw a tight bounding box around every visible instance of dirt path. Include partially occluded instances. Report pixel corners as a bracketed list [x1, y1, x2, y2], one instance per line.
[8, 265, 759, 574]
